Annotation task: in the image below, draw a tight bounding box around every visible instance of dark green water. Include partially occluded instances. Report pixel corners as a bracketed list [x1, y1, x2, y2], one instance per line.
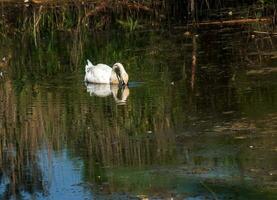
[0, 24, 277, 199]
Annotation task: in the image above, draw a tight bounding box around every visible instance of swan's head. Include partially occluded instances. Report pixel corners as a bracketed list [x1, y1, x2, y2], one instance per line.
[112, 63, 129, 86]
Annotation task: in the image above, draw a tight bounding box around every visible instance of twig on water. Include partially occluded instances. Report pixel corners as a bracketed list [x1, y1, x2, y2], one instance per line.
[200, 181, 219, 200]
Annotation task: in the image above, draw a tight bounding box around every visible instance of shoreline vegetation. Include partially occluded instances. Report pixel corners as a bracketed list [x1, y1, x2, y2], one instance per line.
[0, 0, 276, 77]
[0, 0, 276, 76]
[0, 0, 276, 33]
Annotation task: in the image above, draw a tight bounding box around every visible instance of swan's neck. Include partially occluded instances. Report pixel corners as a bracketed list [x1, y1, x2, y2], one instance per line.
[110, 71, 120, 84]
[118, 65, 127, 75]
[110, 65, 129, 84]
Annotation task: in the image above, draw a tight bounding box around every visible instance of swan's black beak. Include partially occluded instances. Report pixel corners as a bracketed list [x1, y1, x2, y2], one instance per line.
[120, 80, 125, 86]
[118, 75, 125, 86]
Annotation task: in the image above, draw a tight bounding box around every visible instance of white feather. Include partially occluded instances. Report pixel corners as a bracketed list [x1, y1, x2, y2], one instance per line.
[85, 59, 94, 73]
[84, 59, 112, 83]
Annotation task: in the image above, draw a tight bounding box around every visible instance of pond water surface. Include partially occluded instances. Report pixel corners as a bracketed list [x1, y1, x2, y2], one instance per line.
[0, 20, 277, 199]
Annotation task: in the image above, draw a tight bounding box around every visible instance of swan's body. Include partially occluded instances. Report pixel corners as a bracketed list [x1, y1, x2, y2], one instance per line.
[84, 60, 129, 85]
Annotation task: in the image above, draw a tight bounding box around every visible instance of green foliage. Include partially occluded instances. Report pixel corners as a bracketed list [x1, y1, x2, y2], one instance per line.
[117, 17, 139, 32]
[259, 0, 275, 4]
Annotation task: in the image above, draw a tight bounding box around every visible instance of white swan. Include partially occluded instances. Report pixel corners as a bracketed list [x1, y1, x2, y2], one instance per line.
[84, 60, 129, 85]
[86, 83, 130, 105]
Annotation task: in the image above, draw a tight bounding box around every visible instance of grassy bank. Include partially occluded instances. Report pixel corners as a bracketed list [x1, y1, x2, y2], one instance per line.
[0, 0, 276, 34]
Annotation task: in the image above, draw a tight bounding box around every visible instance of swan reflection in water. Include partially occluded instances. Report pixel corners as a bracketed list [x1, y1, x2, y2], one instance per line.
[85, 83, 130, 105]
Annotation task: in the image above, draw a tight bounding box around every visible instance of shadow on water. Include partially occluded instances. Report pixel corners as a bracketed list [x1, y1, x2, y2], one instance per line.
[0, 6, 277, 200]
